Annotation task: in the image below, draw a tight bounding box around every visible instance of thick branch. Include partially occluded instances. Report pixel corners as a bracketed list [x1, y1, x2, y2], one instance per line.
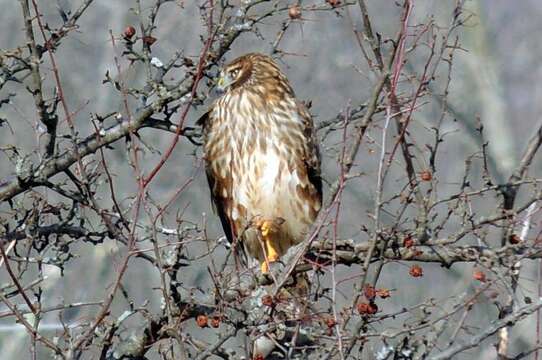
[310, 239, 541, 265]
[0, 85, 197, 202]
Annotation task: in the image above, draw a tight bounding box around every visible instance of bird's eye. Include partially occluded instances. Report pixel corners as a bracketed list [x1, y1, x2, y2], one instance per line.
[230, 69, 240, 78]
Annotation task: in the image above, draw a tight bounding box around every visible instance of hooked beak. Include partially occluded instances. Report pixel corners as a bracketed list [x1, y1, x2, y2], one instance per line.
[216, 72, 232, 93]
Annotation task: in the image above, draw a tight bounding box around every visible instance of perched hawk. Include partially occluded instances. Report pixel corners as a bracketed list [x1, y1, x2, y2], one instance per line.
[200, 53, 322, 273]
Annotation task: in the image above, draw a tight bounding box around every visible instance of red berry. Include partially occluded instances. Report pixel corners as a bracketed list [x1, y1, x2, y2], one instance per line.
[326, 0, 341, 7]
[196, 314, 208, 328]
[357, 302, 377, 315]
[123, 26, 136, 39]
[509, 234, 521, 244]
[261, 294, 274, 307]
[409, 265, 423, 277]
[288, 5, 302, 19]
[420, 170, 432, 181]
[403, 236, 414, 248]
[210, 316, 221, 328]
[473, 270, 486, 282]
[363, 285, 376, 301]
[325, 317, 337, 328]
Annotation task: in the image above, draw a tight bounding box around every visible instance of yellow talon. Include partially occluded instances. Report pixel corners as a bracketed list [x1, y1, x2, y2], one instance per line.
[260, 246, 279, 273]
[260, 220, 271, 237]
[261, 261, 270, 273]
[258, 219, 279, 274]
[265, 239, 279, 262]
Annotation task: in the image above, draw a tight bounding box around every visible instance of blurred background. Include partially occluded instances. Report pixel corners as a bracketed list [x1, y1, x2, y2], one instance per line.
[0, 0, 541, 358]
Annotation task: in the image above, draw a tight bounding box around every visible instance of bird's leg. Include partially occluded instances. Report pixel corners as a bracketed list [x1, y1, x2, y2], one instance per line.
[258, 219, 279, 273]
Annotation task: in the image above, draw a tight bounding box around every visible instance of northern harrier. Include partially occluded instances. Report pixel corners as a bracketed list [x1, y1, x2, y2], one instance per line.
[200, 53, 322, 273]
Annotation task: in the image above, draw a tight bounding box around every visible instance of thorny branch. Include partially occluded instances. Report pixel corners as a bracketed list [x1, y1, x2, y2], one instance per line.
[0, 0, 540, 359]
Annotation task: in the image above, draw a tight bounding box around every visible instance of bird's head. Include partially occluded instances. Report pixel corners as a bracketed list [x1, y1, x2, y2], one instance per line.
[216, 53, 293, 96]
[216, 55, 253, 93]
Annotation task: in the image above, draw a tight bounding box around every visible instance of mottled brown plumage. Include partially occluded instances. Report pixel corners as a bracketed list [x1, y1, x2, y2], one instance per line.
[200, 53, 322, 272]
